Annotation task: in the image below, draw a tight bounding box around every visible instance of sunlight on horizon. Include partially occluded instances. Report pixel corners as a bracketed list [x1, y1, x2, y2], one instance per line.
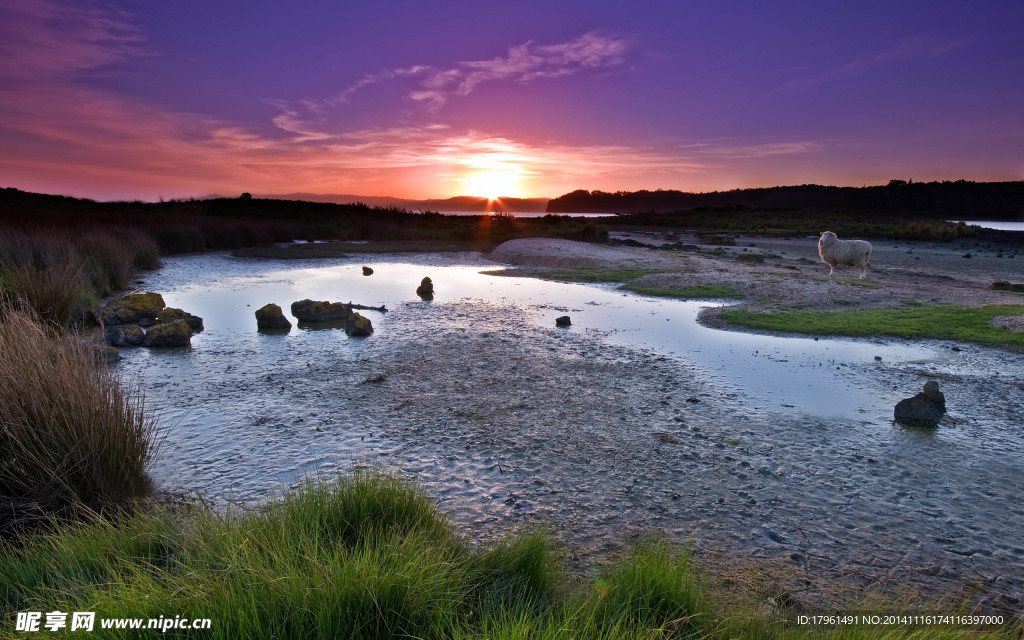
[460, 169, 525, 200]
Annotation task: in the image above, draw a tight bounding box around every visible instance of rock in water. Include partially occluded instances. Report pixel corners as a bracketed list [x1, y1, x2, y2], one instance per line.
[103, 292, 166, 325]
[362, 266, 374, 276]
[345, 312, 373, 337]
[157, 307, 204, 332]
[105, 324, 144, 347]
[290, 299, 353, 322]
[143, 319, 192, 348]
[894, 380, 946, 427]
[555, 315, 572, 327]
[255, 303, 292, 332]
[416, 277, 434, 300]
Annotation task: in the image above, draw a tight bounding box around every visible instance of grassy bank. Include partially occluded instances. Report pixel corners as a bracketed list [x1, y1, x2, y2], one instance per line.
[2, 470, 1013, 639]
[720, 304, 1024, 349]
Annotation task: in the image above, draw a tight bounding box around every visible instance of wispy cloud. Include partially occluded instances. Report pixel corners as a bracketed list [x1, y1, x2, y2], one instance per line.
[778, 35, 971, 91]
[409, 31, 629, 109]
[0, 0, 144, 81]
[311, 31, 630, 116]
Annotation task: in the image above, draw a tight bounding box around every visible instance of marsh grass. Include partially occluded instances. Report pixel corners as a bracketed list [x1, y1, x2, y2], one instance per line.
[0, 228, 163, 325]
[621, 284, 742, 299]
[721, 304, 1024, 349]
[0, 304, 156, 516]
[534, 267, 665, 283]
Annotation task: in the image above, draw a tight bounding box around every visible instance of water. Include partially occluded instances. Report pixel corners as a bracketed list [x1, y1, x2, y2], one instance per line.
[121, 251, 1024, 605]
[957, 220, 1024, 232]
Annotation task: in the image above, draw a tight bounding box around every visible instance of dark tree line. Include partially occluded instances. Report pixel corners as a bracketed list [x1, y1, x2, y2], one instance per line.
[546, 180, 1024, 220]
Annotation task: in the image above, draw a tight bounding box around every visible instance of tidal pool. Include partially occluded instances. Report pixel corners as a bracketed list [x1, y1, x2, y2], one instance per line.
[123, 251, 1024, 607]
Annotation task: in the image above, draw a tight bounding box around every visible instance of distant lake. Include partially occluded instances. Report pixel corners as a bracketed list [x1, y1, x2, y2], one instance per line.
[958, 220, 1024, 231]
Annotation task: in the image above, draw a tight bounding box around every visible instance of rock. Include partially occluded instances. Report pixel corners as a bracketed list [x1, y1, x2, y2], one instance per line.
[345, 312, 373, 337]
[106, 292, 166, 325]
[992, 280, 1024, 293]
[255, 303, 292, 332]
[737, 252, 765, 263]
[143, 319, 192, 348]
[105, 324, 144, 347]
[416, 277, 434, 300]
[894, 381, 946, 427]
[290, 299, 353, 322]
[362, 266, 374, 276]
[156, 307, 203, 332]
[92, 345, 121, 365]
[256, 304, 291, 331]
[555, 315, 571, 327]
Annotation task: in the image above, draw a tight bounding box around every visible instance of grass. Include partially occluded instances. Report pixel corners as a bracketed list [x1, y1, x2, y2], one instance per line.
[621, 283, 742, 299]
[2, 470, 1016, 639]
[533, 267, 664, 283]
[812, 276, 882, 289]
[0, 228, 164, 326]
[721, 304, 1024, 350]
[0, 303, 157, 526]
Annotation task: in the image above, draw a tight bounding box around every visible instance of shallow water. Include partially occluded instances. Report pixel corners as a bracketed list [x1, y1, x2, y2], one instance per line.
[123, 251, 1024, 606]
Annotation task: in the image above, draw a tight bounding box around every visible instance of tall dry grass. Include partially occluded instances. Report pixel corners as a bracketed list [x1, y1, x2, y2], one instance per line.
[0, 303, 157, 510]
[79, 230, 134, 295]
[0, 231, 91, 327]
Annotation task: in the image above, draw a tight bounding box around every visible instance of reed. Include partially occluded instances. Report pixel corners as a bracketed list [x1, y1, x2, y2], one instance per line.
[0, 304, 157, 514]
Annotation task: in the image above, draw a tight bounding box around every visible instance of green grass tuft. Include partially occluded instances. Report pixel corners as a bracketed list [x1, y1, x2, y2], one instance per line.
[721, 304, 1024, 349]
[622, 283, 742, 299]
[534, 267, 664, 283]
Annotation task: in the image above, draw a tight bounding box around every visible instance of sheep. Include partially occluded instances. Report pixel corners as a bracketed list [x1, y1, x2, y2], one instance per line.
[818, 231, 872, 279]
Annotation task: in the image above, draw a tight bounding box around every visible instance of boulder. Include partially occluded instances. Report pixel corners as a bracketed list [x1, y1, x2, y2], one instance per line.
[894, 380, 946, 427]
[345, 312, 373, 337]
[255, 303, 292, 332]
[143, 319, 192, 348]
[157, 307, 204, 332]
[416, 277, 434, 300]
[105, 324, 145, 347]
[107, 292, 166, 325]
[290, 299, 353, 322]
[555, 315, 572, 327]
[362, 266, 374, 276]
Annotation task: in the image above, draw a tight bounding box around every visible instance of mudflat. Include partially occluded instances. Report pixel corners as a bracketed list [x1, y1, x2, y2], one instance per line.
[487, 232, 1024, 331]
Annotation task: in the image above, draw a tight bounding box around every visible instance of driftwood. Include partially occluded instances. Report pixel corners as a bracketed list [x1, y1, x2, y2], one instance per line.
[349, 302, 387, 313]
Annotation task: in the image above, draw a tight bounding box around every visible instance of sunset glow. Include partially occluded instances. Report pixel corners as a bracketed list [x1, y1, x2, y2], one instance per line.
[0, 1, 1021, 202]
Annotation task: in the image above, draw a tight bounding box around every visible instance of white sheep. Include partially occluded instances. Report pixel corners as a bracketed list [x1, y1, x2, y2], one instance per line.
[818, 231, 872, 279]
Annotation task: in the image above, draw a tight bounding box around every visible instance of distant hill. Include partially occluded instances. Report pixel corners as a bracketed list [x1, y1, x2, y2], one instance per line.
[547, 180, 1024, 220]
[206, 193, 550, 213]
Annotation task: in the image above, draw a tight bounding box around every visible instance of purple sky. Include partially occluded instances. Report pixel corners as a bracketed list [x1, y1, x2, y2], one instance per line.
[0, 0, 1021, 200]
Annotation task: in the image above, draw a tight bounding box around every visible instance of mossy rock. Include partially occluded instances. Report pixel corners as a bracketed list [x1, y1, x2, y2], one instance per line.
[109, 292, 166, 324]
[157, 307, 204, 332]
[291, 299, 352, 322]
[92, 345, 122, 365]
[105, 324, 144, 347]
[143, 319, 192, 348]
[255, 303, 292, 332]
[345, 312, 373, 337]
[992, 280, 1024, 293]
[416, 277, 434, 300]
[737, 252, 765, 263]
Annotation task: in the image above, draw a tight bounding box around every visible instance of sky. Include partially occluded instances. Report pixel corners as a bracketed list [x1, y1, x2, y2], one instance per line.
[0, 0, 1022, 201]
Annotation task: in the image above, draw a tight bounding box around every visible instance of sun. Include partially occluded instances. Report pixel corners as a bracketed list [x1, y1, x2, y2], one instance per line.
[461, 170, 523, 200]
